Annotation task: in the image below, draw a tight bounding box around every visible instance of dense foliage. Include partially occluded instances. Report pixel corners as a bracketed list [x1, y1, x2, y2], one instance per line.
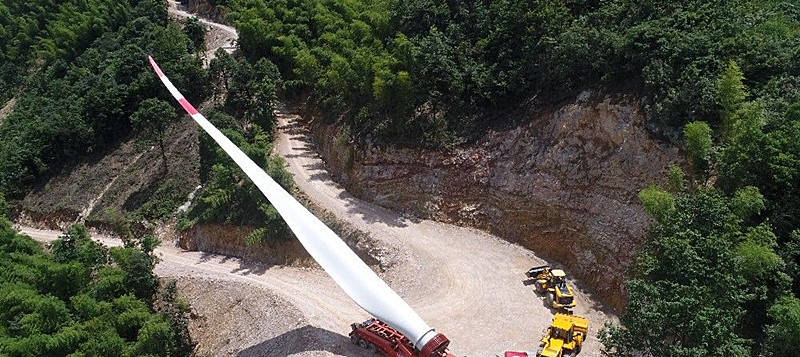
[0, 220, 192, 356]
[178, 50, 292, 244]
[601, 64, 800, 356]
[228, 0, 799, 146]
[0, 0, 129, 103]
[0, 0, 208, 197]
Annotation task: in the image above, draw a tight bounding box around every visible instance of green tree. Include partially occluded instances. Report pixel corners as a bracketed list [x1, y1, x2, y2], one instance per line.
[638, 185, 674, 223]
[783, 231, 800, 295]
[183, 17, 206, 53]
[130, 98, 179, 173]
[0, 191, 7, 219]
[764, 296, 800, 357]
[716, 60, 748, 138]
[684, 121, 713, 175]
[731, 186, 765, 222]
[601, 189, 751, 357]
[0, 220, 191, 357]
[209, 48, 237, 93]
[51, 223, 108, 269]
[665, 164, 686, 193]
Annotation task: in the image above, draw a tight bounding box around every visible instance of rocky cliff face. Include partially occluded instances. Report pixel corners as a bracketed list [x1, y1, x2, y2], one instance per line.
[308, 94, 683, 309]
[182, 0, 227, 24]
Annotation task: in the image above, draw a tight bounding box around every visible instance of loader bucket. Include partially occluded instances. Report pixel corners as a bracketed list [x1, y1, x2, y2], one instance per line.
[526, 265, 550, 278]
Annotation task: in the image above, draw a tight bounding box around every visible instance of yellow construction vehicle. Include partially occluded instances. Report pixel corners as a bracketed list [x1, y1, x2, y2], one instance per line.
[535, 313, 588, 357]
[525, 265, 576, 310]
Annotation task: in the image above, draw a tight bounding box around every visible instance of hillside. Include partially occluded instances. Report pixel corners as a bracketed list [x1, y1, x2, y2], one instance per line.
[0, 0, 799, 357]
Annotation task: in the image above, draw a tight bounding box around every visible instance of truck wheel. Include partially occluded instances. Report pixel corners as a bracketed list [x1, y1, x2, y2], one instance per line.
[358, 339, 368, 349]
[547, 292, 555, 307]
[535, 280, 546, 294]
[350, 335, 358, 344]
[369, 343, 378, 354]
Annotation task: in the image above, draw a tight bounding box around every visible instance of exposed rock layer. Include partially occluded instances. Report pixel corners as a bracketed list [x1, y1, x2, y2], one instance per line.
[179, 223, 313, 266]
[307, 94, 683, 309]
[182, 0, 228, 24]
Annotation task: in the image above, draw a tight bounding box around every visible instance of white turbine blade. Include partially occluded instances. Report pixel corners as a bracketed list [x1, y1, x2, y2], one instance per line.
[147, 55, 438, 349]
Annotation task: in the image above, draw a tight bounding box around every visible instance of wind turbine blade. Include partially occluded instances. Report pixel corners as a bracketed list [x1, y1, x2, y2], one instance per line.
[146, 55, 438, 349]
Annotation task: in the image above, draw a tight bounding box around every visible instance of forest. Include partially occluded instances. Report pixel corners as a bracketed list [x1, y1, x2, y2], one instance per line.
[0, 195, 192, 356]
[228, 0, 799, 146]
[0, 0, 289, 236]
[0, 0, 798, 356]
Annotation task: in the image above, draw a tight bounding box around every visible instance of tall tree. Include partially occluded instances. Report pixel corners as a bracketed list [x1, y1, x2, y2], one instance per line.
[716, 60, 748, 139]
[684, 121, 713, 175]
[183, 17, 206, 53]
[130, 98, 179, 173]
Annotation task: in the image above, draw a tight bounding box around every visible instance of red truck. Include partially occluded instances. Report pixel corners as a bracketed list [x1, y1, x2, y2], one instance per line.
[349, 319, 455, 357]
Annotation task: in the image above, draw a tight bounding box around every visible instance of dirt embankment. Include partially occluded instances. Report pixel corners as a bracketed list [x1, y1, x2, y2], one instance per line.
[178, 195, 393, 270]
[13, 119, 201, 231]
[306, 93, 683, 309]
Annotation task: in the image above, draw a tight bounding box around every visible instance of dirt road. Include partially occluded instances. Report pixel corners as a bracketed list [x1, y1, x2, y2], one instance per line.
[273, 108, 613, 355]
[167, 0, 236, 65]
[19, 111, 612, 355]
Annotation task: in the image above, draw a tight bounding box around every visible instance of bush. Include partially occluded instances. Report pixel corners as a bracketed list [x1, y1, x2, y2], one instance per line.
[638, 186, 674, 223]
[764, 296, 800, 357]
[731, 186, 765, 222]
[665, 165, 686, 193]
[0, 192, 7, 219]
[183, 17, 206, 52]
[684, 121, 713, 174]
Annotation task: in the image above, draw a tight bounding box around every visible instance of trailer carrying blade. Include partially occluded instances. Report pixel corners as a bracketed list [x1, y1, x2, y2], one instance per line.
[147, 55, 441, 350]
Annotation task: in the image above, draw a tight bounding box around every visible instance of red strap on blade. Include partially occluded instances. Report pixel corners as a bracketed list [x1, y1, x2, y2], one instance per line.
[178, 98, 199, 115]
[148, 55, 165, 78]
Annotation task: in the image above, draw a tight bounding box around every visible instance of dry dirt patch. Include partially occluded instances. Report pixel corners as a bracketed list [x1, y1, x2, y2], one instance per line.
[173, 276, 372, 357]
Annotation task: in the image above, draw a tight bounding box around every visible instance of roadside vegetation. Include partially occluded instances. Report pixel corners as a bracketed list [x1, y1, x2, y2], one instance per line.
[0, 195, 192, 356]
[599, 66, 800, 356]
[227, 0, 799, 146]
[177, 49, 293, 245]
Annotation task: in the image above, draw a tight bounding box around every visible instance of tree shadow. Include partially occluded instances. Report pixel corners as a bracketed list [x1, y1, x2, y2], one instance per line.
[229, 259, 268, 276]
[237, 325, 370, 357]
[336, 191, 414, 228]
[180, 250, 271, 276]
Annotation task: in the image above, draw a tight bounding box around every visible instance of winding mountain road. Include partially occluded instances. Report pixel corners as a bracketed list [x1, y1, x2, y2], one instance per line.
[16, 3, 613, 355]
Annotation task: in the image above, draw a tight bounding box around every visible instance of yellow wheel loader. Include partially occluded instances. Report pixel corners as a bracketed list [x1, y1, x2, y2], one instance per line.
[525, 266, 576, 310]
[535, 313, 588, 357]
